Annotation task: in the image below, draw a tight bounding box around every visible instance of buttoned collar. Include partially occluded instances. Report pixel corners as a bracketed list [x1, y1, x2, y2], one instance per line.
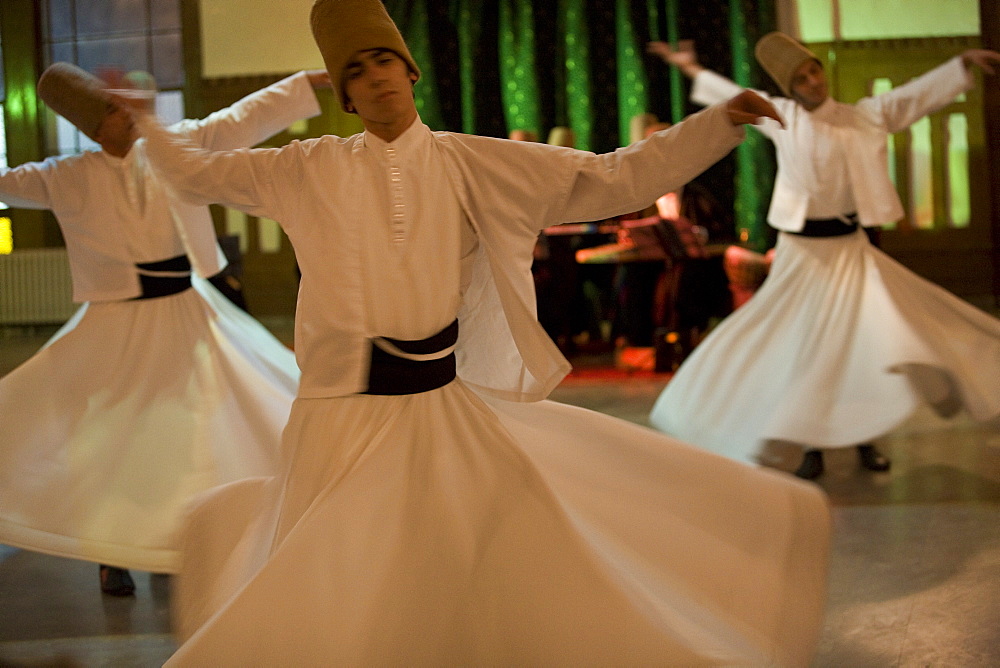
[362, 116, 429, 156]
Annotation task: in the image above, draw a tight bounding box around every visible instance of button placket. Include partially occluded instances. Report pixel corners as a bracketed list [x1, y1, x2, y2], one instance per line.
[386, 146, 406, 244]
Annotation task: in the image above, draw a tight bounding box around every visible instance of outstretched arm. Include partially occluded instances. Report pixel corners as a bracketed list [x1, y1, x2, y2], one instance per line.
[961, 49, 1000, 75]
[304, 69, 333, 90]
[649, 38, 781, 124]
[177, 70, 325, 151]
[554, 103, 762, 226]
[647, 40, 705, 79]
[649, 40, 783, 134]
[0, 160, 59, 210]
[726, 90, 784, 128]
[112, 90, 299, 223]
[859, 51, 992, 133]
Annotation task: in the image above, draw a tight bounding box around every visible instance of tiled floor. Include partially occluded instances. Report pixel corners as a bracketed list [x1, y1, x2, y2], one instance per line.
[1, 324, 998, 667]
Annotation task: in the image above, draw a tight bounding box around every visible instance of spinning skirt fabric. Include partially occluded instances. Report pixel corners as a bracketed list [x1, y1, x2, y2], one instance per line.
[650, 229, 1000, 464]
[0, 279, 298, 573]
[166, 380, 830, 667]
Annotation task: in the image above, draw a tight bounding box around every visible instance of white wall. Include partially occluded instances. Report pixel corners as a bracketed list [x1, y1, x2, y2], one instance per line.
[199, 0, 323, 77]
[196, 0, 983, 78]
[791, 0, 980, 42]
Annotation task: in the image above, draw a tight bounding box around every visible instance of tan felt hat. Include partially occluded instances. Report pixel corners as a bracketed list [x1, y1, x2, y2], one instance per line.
[37, 62, 109, 141]
[754, 32, 819, 97]
[310, 0, 421, 111]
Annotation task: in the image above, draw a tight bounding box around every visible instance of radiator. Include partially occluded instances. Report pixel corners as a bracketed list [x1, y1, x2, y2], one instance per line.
[0, 248, 77, 325]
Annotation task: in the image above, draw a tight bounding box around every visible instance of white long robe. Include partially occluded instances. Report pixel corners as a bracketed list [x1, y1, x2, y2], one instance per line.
[0, 72, 320, 573]
[141, 106, 832, 666]
[687, 58, 972, 231]
[650, 60, 1000, 462]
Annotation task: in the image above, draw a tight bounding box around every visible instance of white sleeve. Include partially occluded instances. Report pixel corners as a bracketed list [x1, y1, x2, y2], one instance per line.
[0, 159, 59, 210]
[690, 69, 748, 107]
[856, 57, 974, 133]
[138, 113, 296, 224]
[171, 71, 323, 151]
[553, 103, 745, 226]
[689, 70, 785, 141]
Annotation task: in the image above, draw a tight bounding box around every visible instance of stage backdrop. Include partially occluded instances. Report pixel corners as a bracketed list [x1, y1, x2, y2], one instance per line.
[384, 0, 779, 251]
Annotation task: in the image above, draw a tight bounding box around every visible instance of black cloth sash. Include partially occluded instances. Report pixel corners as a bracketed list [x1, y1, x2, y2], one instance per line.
[789, 213, 860, 237]
[364, 319, 459, 396]
[133, 254, 193, 300]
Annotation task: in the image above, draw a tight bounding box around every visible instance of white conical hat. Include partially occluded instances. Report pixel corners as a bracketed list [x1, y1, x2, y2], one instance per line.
[754, 32, 819, 97]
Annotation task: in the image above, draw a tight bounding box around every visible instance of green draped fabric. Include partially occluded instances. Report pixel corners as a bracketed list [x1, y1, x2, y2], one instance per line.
[384, 0, 777, 248]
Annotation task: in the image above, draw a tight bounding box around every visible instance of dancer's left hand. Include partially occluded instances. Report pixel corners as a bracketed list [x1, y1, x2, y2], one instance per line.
[726, 90, 785, 128]
[961, 49, 1000, 76]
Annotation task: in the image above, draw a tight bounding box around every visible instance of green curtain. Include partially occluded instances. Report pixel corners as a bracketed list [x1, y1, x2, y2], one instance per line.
[385, 0, 777, 246]
[388, 0, 446, 130]
[728, 0, 778, 251]
[616, 0, 648, 146]
[499, 0, 541, 137]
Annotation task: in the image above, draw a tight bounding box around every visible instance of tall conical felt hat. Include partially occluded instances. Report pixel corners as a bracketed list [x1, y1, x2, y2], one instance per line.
[310, 0, 421, 111]
[754, 32, 819, 97]
[37, 62, 109, 141]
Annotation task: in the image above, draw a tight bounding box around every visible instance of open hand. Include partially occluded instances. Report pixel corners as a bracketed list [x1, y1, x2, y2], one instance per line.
[647, 40, 698, 69]
[961, 49, 1000, 76]
[726, 90, 784, 128]
[305, 69, 332, 89]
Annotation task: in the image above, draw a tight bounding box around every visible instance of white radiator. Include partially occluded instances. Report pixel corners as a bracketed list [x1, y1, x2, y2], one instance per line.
[0, 248, 77, 325]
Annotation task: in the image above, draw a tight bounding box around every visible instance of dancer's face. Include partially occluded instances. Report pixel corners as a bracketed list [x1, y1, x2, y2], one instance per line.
[342, 49, 418, 141]
[789, 59, 828, 111]
[95, 101, 138, 157]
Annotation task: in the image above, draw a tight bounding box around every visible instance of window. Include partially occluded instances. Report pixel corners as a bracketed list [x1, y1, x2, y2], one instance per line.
[946, 113, 970, 228]
[870, 75, 971, 231]
[42, 0, 185, 155]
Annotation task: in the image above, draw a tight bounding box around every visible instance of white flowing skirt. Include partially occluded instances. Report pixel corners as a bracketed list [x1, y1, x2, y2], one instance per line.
[650, 229, 1000, 464]
[0, 279, 298, 573]
[167, 379, 830, 667]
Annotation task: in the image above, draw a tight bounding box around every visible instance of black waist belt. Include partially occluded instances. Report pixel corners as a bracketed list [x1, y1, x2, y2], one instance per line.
[789, 214, 859, 237]
[133, 254, 193, 300]
[364, 319, 459, 396]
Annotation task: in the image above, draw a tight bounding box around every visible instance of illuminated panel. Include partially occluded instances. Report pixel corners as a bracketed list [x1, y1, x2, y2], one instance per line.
[257, 218, 283, 254]
[225, 208, 249, 254]
[0, 217, 11, 254]
[871, 77, 897, 229]
[908, 116, 934, 229]
[946, 113, 970, 228]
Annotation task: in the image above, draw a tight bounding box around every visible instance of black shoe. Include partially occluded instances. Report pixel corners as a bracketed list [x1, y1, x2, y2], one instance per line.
[857, 444, 891, 472]
[99, 565, 136, 596]
[794, 450, 825, 480]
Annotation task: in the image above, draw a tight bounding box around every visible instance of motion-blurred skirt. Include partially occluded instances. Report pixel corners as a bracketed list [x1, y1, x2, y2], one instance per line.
[0, 279, 298, 573]
[166, 378, 830, 666]
[651, 228, 1000, 464]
